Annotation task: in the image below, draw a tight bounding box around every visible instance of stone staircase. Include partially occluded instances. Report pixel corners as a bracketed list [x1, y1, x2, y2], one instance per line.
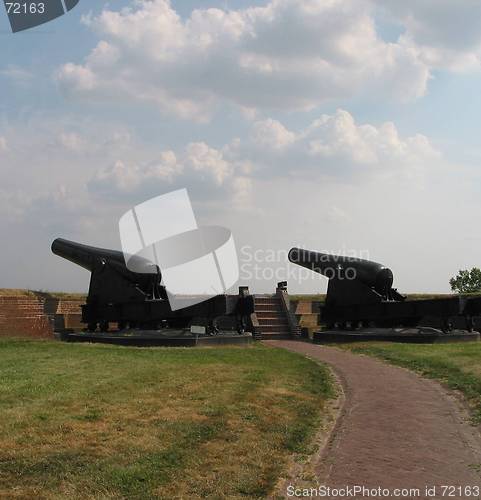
[254, 295, 293, 340]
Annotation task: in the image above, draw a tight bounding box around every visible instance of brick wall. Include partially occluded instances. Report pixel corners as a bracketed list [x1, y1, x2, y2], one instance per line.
[0, 294, 84, 339]
[0, 296, 54, 338]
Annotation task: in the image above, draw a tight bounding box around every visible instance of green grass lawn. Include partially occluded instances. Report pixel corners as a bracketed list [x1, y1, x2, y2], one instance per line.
[0, 339, 334, 499]
[340, 342, 481, 423]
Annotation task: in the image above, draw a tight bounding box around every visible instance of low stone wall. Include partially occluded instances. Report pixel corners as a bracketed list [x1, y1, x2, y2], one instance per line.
[289, 299, 321, 337]
[0, 293, 84, 339]
[45, 297, 84, 332]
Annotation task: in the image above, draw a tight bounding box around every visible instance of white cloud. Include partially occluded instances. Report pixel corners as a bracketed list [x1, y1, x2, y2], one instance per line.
[90, 151, 180, 195]
[88, 142, 250, 205]
[57, 0, 431, 120]
[305, 111, 440, 167]
[236, 109, 440, 183]
[185, 142, 232, 185]
[0, 117, 145, 233]
[374, 0, 481, 70]
[0, 110, 440, 225]
[0, 183, 94, 234]
[1, 65, 33, 84]
[59, 63, 96, 92]
[87, 109, 440, 214]
[251, 119, 296, 150]
[0, 110, 477, 293]
[58, 132, 85, 152]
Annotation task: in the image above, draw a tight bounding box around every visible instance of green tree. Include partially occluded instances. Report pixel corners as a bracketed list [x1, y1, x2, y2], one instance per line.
[449, 268, 481, 294]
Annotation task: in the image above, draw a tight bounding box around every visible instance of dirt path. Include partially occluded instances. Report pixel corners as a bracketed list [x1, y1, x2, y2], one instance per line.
[268, 341, 481, 499]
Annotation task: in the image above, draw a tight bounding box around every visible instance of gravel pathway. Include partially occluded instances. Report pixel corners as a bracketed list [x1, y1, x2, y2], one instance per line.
[268, 341, 481, 499]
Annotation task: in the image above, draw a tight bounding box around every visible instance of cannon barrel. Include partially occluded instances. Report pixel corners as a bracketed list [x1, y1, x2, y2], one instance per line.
[288, 247, 393, 295]
[52, 238, 126, 272]
[51, 238, 158, 275]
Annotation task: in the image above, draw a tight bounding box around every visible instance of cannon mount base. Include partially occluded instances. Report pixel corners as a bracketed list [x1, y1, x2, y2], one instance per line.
[57, 328, 253, 347]
[313, 327, 480, 344]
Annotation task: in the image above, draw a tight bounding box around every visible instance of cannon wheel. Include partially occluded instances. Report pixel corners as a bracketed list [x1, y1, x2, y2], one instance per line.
[442, 318, 453, 333]
[208, 318, 220, 336]
[466, 316, 474, 333]
[237, 315, 246, 335]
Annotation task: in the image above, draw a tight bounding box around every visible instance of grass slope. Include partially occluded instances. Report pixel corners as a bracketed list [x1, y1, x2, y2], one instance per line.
[0, 340, 333, 499]
[0, 289, 86, 300]
[341, 342, 481, 423]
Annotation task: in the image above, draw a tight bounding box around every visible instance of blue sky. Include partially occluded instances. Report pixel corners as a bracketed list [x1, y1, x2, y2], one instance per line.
[3, 0, 481, 152]
[1, 0, 480, 294]
[2, 0, 480, 149]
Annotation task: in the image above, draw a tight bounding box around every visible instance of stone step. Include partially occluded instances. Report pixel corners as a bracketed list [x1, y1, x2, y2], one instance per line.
[259, 332, 293, 340]
[257, 325, 290, 333]
[255, 305, 283, 312]
[258, 318, 289, 326]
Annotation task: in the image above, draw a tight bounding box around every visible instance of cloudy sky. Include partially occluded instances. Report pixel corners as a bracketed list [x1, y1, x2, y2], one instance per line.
[1, 0, 481, 294]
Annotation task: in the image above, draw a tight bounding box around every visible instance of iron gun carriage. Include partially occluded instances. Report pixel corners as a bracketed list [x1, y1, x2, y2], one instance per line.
[52, 238, 254, 334]
[288, 247, 481, 332]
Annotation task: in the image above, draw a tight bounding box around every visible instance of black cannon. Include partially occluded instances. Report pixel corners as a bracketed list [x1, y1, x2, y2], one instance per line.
[52, 238, 255, 334]
[289, 247, 481, 332]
